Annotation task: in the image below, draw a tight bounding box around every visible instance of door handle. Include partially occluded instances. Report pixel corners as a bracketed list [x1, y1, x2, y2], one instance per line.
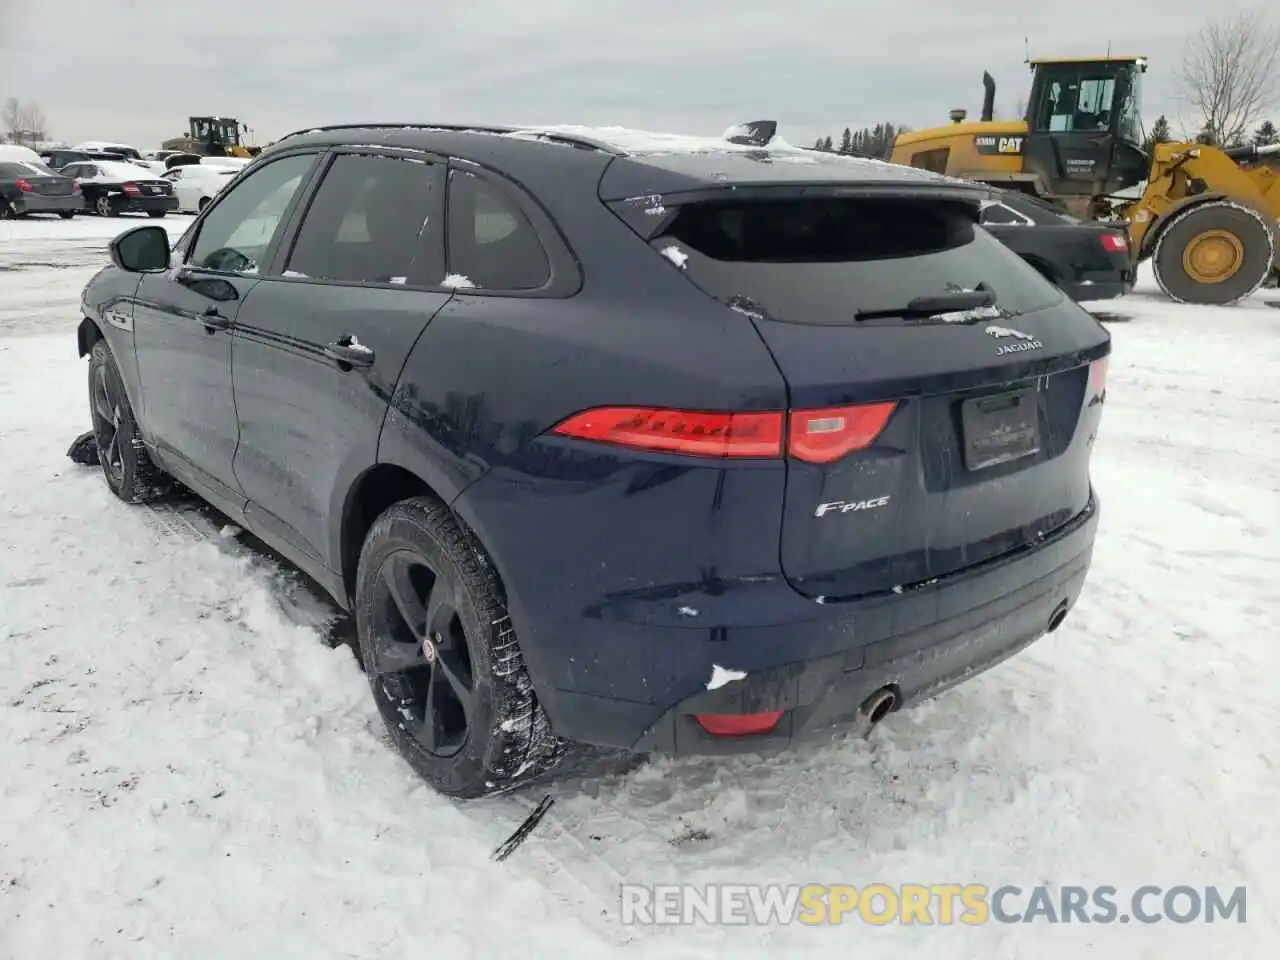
[201, 306, 231, 332]
[324, 336, 375, 369]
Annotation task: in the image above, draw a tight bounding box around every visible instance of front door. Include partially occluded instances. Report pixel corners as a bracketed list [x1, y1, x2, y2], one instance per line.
[230, 148, 452, 571]
[131, 151, 320, 504]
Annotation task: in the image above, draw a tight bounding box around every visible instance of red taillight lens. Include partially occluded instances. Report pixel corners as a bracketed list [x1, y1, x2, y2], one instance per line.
[787, 402, 897, 464]
[1100, 232, 1128, 253]
[694, 711, 784, 736]
[1089, 356, 1109, 395]
[71, 182, 80, 192]
[14, 179, 33, 192]
[122, 182, 141, 196]
[551, 407, 784, 458]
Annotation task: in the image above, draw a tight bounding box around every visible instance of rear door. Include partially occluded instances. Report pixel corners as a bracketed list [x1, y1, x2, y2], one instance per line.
[229, 147, 452, 571]
[646, 190, 1109, 600]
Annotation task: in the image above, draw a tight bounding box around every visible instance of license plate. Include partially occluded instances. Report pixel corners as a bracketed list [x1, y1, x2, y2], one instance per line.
[960, 387, 1041, 470]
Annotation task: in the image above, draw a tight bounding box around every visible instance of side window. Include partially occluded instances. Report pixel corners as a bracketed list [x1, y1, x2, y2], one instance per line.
[60, 164, 81, 178]
[82, 165, 98, 179]
[979, 202, 1028, 226]
[445, 169, 550, 290]
[285, 153, 443, 284]
[188, 153, 316, 275]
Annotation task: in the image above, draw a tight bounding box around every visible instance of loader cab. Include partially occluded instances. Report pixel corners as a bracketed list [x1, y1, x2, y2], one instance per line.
[1023, 57, 1150, 201]
[190, 117, 243, 153]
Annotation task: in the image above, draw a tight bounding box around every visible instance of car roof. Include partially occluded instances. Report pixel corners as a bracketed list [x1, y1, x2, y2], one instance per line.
[264, 123, 978, 202]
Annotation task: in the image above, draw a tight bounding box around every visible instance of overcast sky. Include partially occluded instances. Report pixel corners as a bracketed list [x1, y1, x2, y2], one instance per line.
[0, 0, 1266, 149]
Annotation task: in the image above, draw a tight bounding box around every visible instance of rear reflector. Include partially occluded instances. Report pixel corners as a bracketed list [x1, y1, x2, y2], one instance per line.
[694, 711, 784, 736]
[551, 407, 784, 458]
[1099, 232, 1128, 252]
[788, 402, 897, 464]
[1089, 356, 1109, 395]
[552, 401, 898, 461]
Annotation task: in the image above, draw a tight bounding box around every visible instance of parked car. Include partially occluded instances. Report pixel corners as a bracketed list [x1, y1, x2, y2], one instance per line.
[162, 162, 238, 213]
[72, 141, 144, 161]
[0, 143, 45, 165]
[978, 189, 1135, 301]
[41, 148, 123, 170]
[0, 160, 83, 219]
[57, 159, 176, 217]
[75, 121, 1109, 798]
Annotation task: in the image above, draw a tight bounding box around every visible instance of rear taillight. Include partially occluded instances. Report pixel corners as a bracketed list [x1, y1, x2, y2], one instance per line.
[550, 407, 783, 458]
[551, 401, 897, 462]
[788, 403, 897, 464]
[122, 182, 141, 196]
[1089, 356, 1109, 395]
[695, 711, 783, 736]
[71, 182, 80, 192]
[14, 179, 33, 192]
[1099, 232, 1128, 253]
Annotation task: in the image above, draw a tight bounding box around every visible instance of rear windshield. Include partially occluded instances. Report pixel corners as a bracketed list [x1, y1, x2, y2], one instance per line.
[652, 196, 1062, 324]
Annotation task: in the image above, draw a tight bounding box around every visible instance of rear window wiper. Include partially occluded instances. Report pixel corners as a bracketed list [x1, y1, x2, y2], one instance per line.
[853, 284, 1003, 323]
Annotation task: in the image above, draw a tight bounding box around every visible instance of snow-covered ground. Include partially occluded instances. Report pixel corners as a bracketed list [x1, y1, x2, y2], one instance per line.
[1, 215, 1277, 959]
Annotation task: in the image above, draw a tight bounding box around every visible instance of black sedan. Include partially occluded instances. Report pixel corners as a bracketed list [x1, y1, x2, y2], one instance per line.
[57, 159, 177, 218]
[979, 189, 1135, 301]
[0, 160, 84, 219]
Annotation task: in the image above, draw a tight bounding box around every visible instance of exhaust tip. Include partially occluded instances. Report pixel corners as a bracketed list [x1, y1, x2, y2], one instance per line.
[1047, 600, 1070, 633]
[859, 687, 899, 728]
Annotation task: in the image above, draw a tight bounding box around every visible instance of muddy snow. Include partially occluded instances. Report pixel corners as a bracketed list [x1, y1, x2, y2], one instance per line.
[1, 215, 1277, 958]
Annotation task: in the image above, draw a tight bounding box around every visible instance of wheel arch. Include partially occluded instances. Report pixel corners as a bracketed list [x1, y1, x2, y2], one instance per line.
[337, 462, 443, 607]
[77, 316, 104, 358]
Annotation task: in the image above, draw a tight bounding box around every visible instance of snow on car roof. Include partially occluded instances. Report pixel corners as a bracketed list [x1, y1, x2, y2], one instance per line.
[93, 160, 154, 178]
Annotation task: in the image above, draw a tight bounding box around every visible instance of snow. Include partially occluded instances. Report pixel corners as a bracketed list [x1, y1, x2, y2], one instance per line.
[1, 215, 1278, 958]
[442, 273, 476, 288]
[659, 244, 689, 269]
[706, 665, 747, 691]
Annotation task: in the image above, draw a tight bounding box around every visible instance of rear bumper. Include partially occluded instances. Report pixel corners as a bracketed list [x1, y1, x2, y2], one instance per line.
[545, 495, 1100, 756]
[14, 193, 84, 214]
[116, 195, 177, 214]
[1062, 267, 1135, 302]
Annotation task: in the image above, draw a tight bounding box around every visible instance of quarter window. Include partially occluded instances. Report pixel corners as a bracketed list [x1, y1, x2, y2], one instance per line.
[188, 153, 315, 275]
[445, 169, 550, 290]
[285, 153, 443, 284]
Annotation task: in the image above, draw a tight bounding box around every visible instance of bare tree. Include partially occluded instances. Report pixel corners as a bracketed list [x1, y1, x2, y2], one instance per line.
[1, 98, 19, 140]
[1177, 9, 1280, 146]
[17, 101, 48, 142]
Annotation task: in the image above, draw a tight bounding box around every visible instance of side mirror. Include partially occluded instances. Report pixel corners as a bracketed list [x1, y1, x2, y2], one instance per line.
[110, 225, 170, 273]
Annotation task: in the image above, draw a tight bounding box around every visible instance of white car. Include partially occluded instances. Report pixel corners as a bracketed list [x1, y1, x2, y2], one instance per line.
[162, 163, 239, 213]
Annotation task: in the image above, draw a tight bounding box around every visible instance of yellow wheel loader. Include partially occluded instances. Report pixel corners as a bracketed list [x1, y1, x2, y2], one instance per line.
[161, 117, 264, 160]
[890, 57, 1280, 305]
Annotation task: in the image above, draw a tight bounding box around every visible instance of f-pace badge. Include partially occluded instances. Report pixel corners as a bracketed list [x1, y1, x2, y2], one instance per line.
[986, 324, 1043, 356]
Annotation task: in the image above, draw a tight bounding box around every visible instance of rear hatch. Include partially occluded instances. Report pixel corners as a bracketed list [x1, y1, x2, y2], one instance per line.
[615, 185, 1109, 600]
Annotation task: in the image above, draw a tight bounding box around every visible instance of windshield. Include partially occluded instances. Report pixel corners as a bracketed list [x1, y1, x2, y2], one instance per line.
[1118, 66, 1144, 146]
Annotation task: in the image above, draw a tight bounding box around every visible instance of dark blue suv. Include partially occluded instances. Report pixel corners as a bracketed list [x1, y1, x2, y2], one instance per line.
[76, 121, 1109, 798]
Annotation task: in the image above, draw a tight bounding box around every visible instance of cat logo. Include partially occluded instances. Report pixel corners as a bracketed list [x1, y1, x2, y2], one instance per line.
[975, 135, 1025, 156]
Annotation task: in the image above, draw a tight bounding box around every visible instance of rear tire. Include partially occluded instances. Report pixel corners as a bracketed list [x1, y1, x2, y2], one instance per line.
[94, 194, 117, 218]
[87, 339, 172, 504]
[354, 497, 565, 799]
[58, 211, 76, 219]
[1152, 201, 1276, 305]
[0, 201, 14, 220]
[147, 211, 167, 219]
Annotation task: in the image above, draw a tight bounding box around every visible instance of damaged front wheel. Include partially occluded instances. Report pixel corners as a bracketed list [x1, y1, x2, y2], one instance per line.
[87, 339, 171, 503]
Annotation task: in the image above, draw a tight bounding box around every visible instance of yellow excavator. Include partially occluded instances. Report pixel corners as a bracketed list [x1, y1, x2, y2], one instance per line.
[890, 56, 1280, 305]
[161, 117, 265, 160]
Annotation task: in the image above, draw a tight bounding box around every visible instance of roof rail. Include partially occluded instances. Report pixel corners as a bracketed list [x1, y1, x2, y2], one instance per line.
[273, 122, 622, 154]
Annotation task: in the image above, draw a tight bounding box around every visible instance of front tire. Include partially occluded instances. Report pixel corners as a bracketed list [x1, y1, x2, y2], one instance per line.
[354, 497, 564, 799]
[147, 211, 167, 219]
[58, 211, 76, 220]
[1152, 201, 1277, 305]
[88, 339, 171, 503]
